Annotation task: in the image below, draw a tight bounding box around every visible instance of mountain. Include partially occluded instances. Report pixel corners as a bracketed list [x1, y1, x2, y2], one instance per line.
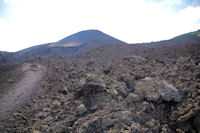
[1, 29, 200, 64]
[173, 29, 200, 40]
[16, 43, 52, 54]
[17, 30, 127, 55]
[0, 51, 8, 63]
[10, 30, 127, 63]
[0, 51, 17, 64]
[1, 29, 200, 132]
[50, 30, 127, 47]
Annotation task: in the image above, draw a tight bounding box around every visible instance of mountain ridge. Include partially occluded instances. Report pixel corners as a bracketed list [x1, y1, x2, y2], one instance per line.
[13, 30, 127, 62]
[50, 30, 127, 47]
[1, 29, 200, 64]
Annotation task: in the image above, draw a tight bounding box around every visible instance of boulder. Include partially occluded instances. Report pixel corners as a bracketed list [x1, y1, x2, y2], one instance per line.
[77, 104, 87, 116]
[161, 124, 172, 133]
[118, 111, 132, 126]
[120, 74, 135, 91]
[116, 87, 128, 98]
[84, 73, 106, 90]
[126, 93, 141, 103]
[76, 117, 103, 133]
[75, 74, 106, 98]
[131, 122, 148, 133]
[52, 100, 61, 110]
[109, 81, 128, 98]
[157, 81, 181, 102]
[145, 119, 160, 132]
[177, 109, 196, 123]
[135, 77, 181, 102]
[101, 118, 114, 129]
[58, 87, 68, 95]
[192, 111, 200, 131]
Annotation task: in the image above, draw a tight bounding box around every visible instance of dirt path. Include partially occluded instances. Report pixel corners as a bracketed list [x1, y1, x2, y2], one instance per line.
[0, 63, 46, 130]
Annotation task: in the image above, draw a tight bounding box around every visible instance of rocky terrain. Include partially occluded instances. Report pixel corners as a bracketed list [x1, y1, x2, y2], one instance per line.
[0, 63, 45, 132]
[0, 30, 200, 132]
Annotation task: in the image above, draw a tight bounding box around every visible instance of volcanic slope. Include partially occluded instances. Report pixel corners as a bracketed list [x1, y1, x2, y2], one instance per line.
[12, 30, 127, 63]
[1, 30, 200, 132]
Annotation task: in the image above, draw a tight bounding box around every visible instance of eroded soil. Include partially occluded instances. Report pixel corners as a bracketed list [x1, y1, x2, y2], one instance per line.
[0, 63, 45, 131]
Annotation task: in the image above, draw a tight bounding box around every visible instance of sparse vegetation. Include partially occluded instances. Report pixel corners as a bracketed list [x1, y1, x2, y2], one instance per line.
[173, 29, 200, 39]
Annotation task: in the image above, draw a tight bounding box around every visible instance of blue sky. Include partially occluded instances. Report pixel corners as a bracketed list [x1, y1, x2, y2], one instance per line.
[0, 0, 200, 52]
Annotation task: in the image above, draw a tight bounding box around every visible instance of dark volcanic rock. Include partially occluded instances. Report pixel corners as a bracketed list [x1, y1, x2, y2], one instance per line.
[3, 31, 200, 133]
[120, 74, 135, 91]
[77, 104, 87, 116]
[126, 93, 141, 103]
[192, 111, 200, 131]
[135, 77, 181, 102]
[118, 111, 133, 126]
[75, 74, 106, 99]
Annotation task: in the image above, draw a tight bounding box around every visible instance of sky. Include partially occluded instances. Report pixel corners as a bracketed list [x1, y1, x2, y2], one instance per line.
[0, 0, 200, 52]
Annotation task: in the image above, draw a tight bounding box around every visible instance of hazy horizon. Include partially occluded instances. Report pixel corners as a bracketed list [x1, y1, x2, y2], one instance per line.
[0, 0, 200, 52]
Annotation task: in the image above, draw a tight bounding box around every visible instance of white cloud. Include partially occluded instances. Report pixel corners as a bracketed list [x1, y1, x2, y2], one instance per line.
[162, 0, 183, 6]
[174, 6, 200, 34]
[0, 19, 12, 51]
[147, 0, 184, 6]
[3, 0, 11, 3]
[178, 6, 200, 24]
[0, 0, 199, 52]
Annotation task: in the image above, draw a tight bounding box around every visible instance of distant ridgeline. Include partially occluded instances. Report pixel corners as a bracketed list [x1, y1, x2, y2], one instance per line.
[0, 30, 127, 64]
[1, 29, 200, 64]
[173, 29, 200, 39]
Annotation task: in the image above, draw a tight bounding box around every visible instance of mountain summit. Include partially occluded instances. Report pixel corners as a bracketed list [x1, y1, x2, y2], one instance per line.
[50, 30, 127, 47]
[11, 30, 127, 63]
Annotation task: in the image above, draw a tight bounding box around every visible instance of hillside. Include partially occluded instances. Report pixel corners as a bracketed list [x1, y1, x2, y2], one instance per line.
[0, 51, 8, 63]
[0, 30, 200, 132]
[51, 30, 127, 47]
[2, 29, 200, 64]
[0, 51, 18, 64]
[11, 30, 127, 63]
[173, 29, 200, 40]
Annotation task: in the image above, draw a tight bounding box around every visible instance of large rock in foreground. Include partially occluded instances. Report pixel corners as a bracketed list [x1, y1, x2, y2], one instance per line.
[135, 77, 181, 102]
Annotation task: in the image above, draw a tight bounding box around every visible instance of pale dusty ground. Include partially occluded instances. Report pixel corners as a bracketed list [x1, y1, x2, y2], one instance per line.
[0, 63, 45, 130]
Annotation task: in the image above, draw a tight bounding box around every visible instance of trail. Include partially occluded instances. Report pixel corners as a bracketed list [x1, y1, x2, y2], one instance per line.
[0, 63, 46, 130]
